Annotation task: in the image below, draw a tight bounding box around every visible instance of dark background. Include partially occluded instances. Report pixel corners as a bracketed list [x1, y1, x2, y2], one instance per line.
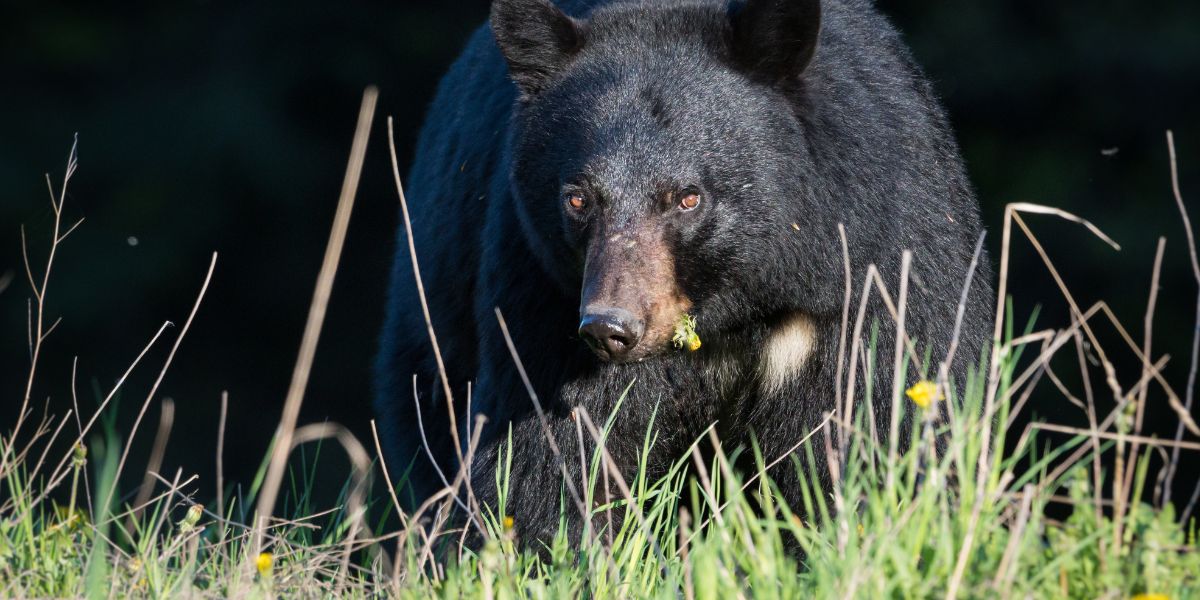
[3, 1, 1200, 509]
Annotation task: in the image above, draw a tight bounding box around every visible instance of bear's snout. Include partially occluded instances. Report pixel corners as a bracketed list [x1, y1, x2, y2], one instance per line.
[577, 225, 692, 362]
[578, 307, 644, 362]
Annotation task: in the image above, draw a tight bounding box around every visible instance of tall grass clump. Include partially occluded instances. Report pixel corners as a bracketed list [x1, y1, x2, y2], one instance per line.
[2, 93, 1199, 598]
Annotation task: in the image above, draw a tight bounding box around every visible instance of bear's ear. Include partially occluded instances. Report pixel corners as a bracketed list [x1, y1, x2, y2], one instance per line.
[491, 0, 585, 95]
[727, 0, 821, 84]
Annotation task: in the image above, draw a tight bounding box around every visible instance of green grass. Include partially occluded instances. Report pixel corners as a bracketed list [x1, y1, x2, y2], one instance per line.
[4, 309, 1198, 598]
[4, 134, 1200, 598]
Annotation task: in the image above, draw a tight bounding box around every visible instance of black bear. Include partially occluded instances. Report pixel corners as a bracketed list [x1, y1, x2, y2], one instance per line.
[375, 0, 993, 545]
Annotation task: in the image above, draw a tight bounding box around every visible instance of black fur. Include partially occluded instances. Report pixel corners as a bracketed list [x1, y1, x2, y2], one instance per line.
[375, 0, 994, 546]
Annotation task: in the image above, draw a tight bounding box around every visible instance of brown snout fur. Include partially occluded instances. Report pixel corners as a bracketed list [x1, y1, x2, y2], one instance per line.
[580, 225, 692, 355]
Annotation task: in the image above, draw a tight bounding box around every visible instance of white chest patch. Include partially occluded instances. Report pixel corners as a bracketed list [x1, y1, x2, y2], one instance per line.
[759, 313, 818, 396]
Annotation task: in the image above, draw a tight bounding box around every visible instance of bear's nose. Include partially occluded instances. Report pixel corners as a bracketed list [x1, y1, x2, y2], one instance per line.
[578, 308, 644, 362]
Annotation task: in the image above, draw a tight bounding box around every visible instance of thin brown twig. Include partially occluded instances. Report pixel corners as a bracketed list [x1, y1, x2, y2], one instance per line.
[386, 115, 486, 533]
[822, 414, 847, 553]
[1118, 237, 1166, 532]
[885, 250, 912, 499]
[370, 420, 410, 530]
[999, 298, 1195, 437]
[410, 375, 478, 525]
[1042, 356, 1085, 411]
[216, 391, 228, 522]
[1019, 354, 1173, 503]
[951, 202, 1117, 600]
[1010, 211, 1126, 410]
[1183, 468, 1200, 524]
[288, 423, 373, 597]
[493, 308, 603, 543]
[57, 217, 85, 244]
[413, 420, 485, 578]
[937, 231, 988, 425]
[12, 137, 78, 455]
[25, 410, 74, 503]
[131, 398, 176, 521]
[107, 253, 217, 513]
[255, 87, 376, 554]
[1164, 130, 1200, 507]
[572, 410, 595, 545]
[844, 263, 881, 450]
[1074, 324, 1106, 561]
[992, 484, 1034, 592]
[1032, 423, 1200, 452]
[740, 413, 833, 498]
[26, 321, 173, 508]
[68, 357, 93, 513]
[835, 223, 852, 465]
[370, 419, 411, 589]
[1093, 302, 1200, 434]
[866, 263, 924, 370]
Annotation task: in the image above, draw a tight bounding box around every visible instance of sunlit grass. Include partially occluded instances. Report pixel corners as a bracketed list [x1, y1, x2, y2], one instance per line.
[3, 335, 1197, 598]
[3, 127, 1200, 598]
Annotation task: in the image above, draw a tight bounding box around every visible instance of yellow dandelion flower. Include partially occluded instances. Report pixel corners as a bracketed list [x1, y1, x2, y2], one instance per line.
[503, 515, 514, 532]
[256, 552, 273, 576]
[905, 380, 941, 410]
[1131, 595, 1169, 600]
[673, 314, 701, 352]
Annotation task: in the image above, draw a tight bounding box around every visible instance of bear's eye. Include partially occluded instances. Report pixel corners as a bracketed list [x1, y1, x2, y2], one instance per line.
[565, 193, 586, 211]
[678, 192, 701, 211]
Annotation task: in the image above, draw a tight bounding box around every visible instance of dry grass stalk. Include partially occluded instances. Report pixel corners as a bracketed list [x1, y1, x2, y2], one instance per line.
[287, 423, 373, 596]
[216, 391, 228, 526]
[255, 86, 377, 555]
[835, 223, 853, 465]
[493, 308, 625, 582]
[885, 250, 912, 500]
[107, 252, 217, 515]
[1115, 237, 1166, 548]
[15, 137, 82, 446]
[131, 398, 176, 523]
[992, 484, 1033, 591]
[386, 114, 488, 537]
[22, 321, 173, 513]
[1033, 423, 1200, 452]
[1162, 130, 1200, 509]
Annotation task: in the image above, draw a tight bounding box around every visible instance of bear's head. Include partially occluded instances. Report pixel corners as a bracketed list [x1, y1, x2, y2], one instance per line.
[492, 0, 824, 364]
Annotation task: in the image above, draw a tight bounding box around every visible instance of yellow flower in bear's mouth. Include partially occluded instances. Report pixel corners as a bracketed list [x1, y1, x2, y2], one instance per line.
[905, 380, 941, 409]
[672, 314, 701, 352]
